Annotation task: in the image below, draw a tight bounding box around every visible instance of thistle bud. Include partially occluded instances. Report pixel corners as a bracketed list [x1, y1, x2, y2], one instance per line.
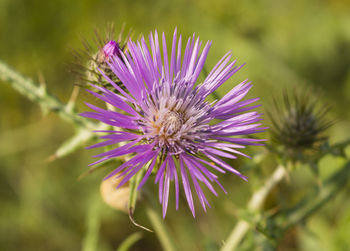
[86, 40, 123, 88]
[72, 24, 132, 91]
[100, 173, 130, 213]
[268, 91, 332, 160]
[102, 40, 121, 59]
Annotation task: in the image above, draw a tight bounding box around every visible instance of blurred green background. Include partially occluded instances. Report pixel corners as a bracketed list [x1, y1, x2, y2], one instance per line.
[1, 0, 350, 250]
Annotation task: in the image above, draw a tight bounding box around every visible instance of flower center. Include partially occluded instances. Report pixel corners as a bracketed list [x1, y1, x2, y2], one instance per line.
[141, 84, 211, 153]
[161, 111, 184, 136]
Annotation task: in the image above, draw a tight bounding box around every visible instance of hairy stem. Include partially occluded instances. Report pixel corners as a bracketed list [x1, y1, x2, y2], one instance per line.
[0, 61, 93, 129]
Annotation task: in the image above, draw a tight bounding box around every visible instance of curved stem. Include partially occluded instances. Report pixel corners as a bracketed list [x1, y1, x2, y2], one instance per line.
[221, 165, 287, 251]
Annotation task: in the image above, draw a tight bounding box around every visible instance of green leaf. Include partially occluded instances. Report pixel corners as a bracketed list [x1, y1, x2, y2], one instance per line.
[127, 164, 153, 232]
[48, 128, 96, 161]
[128, 165, 146, 215]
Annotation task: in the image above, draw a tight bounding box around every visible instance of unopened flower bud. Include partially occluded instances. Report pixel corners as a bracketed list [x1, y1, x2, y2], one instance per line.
[102, 40, 121, 60]
[72, 25, 132, 92]
[87, 40, 123, 88]
[268, 91, 332, 160]
[100, 173, 130, 213]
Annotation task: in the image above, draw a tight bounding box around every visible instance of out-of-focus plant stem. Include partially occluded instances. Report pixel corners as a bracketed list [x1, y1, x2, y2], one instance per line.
[48, 123, 110, 161]
[274, 161, 350, 233]
[146, 205, 177, 251]
[0, 60, 104, 159]
[116, 232, 143, 251]
[82, 195, 102, 251]
[0, 61, 94, 129]
[221, 165, 287, 251]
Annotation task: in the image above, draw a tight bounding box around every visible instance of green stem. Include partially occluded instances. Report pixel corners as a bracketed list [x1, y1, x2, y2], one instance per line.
[0, 61, 93, 129]
[221, 165, 287, 251]
[279, 161, 350, 232]
[146, 206, 177, 251]
[82, 196, 102, 251]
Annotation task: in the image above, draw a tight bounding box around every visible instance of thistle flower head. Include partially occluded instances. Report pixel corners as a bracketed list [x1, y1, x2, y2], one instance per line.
[269, 91, 332, 158]
[81, 29, 266, 217]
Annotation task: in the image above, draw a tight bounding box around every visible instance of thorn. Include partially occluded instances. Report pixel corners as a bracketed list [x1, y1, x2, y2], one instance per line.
[37, 70, 46, 91]
[266, 205, 280, 216]
[77, 164, 107, 181]
[45, 153, 57, 163]
[118, 23, 126, 42]
[285, 170, 291, 183]
[129, 208, 153, 232]
[37, 71, 50, 115]
[77, 169, 93, 181]
[66, 85, 80, 111]
[316, 177, 323, 189]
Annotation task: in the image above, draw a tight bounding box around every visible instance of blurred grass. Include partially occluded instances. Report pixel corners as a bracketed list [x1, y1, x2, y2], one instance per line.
[0, 0, 349, 250]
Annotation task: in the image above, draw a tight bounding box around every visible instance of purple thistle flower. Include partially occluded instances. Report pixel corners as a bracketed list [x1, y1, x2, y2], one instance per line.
[81, 29, 266, 218]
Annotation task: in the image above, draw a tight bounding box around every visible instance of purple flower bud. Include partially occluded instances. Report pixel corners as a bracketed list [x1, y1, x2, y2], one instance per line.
[103, 40, 121, 59]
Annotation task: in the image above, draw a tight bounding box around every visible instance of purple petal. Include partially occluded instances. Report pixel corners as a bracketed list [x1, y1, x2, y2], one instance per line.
[180, 155, 195, 217]
[162, 166, 171, 218]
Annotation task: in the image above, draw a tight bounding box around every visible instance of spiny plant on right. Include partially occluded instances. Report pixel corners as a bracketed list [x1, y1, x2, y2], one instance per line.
[268, 91, 333, 167]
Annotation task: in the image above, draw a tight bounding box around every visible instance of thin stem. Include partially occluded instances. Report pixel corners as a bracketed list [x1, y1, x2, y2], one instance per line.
[146, 206, 177, 251]
[82, 195, 102, 251]
[221, 165, 287, 251]
[116, 232, 143, 251]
